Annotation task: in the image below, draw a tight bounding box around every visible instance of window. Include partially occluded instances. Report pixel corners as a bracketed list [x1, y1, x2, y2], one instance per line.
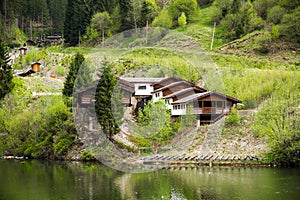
[138, 85, 146, 90]
[166, 100, 170, 104]
[181, 104, 186, 109]
[204, 101, 212, 107]
[217, 101, 223, 108]
[155, 93, 160, 97]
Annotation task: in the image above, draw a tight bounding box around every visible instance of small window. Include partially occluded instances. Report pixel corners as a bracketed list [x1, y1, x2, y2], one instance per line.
[155, 93, 160, 97]
[217, 101, 223, 108]
[138, 85, 146, 90]
[166, 100, 170, 104]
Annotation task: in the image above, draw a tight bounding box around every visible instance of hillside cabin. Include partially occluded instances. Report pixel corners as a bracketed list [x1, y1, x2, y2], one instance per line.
[77, 79, 134, 108]
[46, 35, 63, 46]
[31, 62, 41, 72]
[76, 76, 241, 124]
[171, 91, 242, 123]
[19, 46, 27, 55]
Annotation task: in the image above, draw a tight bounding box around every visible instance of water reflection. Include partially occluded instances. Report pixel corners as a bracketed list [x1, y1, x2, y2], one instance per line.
[0, 160, 299, 200]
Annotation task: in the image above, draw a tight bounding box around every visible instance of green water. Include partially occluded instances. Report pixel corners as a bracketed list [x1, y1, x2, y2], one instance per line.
[0, 160, 299, 200]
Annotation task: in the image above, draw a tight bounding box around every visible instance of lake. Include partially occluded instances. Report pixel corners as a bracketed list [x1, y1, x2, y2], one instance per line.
[0, 160, 299, 200]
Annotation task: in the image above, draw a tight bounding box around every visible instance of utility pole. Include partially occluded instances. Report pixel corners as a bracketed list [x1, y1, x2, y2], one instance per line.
[210, 22, 216, 51]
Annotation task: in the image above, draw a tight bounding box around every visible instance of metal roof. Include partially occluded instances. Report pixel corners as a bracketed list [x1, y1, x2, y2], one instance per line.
[172, 91, 242, 104]
[121, 77, 164, 83]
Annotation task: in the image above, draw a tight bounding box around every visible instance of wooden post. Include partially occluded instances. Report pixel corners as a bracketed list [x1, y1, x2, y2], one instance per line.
[210, 22, 216, 51]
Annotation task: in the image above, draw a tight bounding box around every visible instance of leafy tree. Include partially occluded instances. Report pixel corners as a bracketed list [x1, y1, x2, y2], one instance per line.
[279, 7, 300, 44]
[253, 0, 277, 20]
[95, 61, 122, 140]
[63, 53, 85, 97]
[90, 12, 112, 43]
[267, 5, 286, 24]
[178, 12, 187, 27]
[168, 0, 198, 24]
[140, 0, 159, 27]
[137, 99, 172, 144]
[152, 9, 173, 28]
[221, 13, 244, 40]
[0, 38, 14, 101]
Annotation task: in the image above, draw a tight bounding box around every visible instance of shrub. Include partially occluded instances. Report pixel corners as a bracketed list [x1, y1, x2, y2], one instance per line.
[226, 107, 241, 125]
[81, 150, 96, 161]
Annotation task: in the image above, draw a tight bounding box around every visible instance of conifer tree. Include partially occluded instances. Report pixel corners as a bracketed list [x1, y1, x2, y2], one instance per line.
[0, 38, 14, 101]
[63, 53, 85, 97]
[95, 61, 123, 140]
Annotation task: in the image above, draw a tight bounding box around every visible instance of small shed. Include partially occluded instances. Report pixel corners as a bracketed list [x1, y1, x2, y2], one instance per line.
[26, 39, 36, 46]
[46, 35, 63, 46]
[19, 47, 27, 55]
[31, 62, 41, 72]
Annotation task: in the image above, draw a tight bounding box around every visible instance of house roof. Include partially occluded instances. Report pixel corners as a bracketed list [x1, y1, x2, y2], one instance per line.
[121, 77, 164, 83]
[117, 78, 135, 93]
[151, 76, 185, 86]
[172, 91, 242, 104]
[152, 81, 193, 93]
[75, 78, 135, 95]
[163, 87, 201, 99]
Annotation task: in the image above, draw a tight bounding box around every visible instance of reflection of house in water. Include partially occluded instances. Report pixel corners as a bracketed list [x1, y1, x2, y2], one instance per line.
[76, 76, 241, 124]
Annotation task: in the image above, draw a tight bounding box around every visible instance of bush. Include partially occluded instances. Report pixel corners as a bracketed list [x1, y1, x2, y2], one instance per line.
[81, 150, 96, 161]
[226, 107, 241, 125]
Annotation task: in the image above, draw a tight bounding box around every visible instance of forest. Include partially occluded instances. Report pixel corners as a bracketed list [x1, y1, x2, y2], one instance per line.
[0, 0, 299, 166]
[0, 0, 299, 46]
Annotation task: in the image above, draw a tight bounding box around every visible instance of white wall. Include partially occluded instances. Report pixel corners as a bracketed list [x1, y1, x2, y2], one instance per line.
[134, 83, 154, 96]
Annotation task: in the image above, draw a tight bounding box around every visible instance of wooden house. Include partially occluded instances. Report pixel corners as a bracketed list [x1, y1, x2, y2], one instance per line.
[171, 91, 242, 123]
[19, 46, 27, 55]
[31, 62, 41, 72]
[46, 35, 63, 46]
[76, 79, 134, 108]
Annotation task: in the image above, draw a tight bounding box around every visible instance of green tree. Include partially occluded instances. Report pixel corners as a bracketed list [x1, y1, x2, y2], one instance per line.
[95, 62, 121, 140]
[90, 12, 112, 43]
[140, 0, 158, 27]
[64, 0, 91, 45]
[168, 0, 198, 24]
[0, 37, 14, 101]
[63, 53, 85, 97]
[280, 7, 300, 44]
[267, 5, 286, 24]
[178, 12, 187, 27]
[119, 0, 134, 31]
[152, 9, 173, 28]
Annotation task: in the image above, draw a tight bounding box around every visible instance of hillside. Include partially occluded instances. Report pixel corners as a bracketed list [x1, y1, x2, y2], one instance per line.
[0, 2, 299, 166]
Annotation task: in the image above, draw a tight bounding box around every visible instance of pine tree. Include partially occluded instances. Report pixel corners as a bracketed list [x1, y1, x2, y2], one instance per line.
[62, 53, 85, 97]
[0, 37, 14, 101]
[95, 61, 123, 140]
[64, 0, 91, 45]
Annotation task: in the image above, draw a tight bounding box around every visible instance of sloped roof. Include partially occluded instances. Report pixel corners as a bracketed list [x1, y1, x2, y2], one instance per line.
[163, 87, 200, 99]
[151, 76, 185, 86]
[172, 91, 242, 104]
[121, 77, 164, 83]
[152, 81, 193, 93]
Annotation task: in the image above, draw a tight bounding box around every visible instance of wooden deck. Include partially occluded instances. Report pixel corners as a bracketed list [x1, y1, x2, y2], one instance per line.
[142, 154, 263, 166]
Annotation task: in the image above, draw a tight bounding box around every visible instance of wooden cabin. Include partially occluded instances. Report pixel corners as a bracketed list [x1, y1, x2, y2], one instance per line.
[31, 62, 41, 72]
[26, 39, 36, 46]
[46, 35, 63, 46]
[76, 79, 134, 108]
[19, 47, 27, 55]
[171, 91, 242, 124]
